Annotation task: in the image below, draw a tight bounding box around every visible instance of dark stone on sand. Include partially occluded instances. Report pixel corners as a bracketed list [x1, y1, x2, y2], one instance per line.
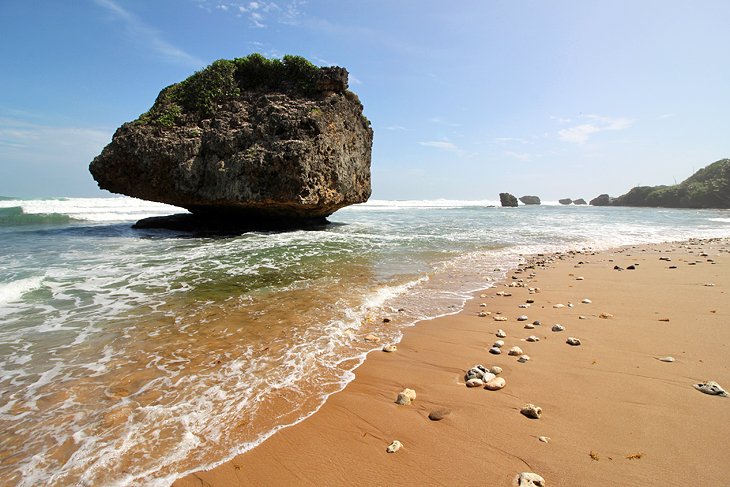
[428, 408, 451, 421]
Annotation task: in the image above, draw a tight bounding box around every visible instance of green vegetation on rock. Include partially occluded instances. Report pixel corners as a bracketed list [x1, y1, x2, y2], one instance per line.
[138, 54, 331, 127]
[612, 159, 730, 209]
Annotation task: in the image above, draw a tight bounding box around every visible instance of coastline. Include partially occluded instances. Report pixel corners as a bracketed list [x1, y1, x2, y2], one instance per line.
[175, 238, 730, 486]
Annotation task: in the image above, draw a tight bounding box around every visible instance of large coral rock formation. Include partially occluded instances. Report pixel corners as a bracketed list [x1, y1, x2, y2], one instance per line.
[90, 55, 373, 228]
[519, 195, 541, 205]
[500, 193, 518, 207]
[590, 194, 612, 206]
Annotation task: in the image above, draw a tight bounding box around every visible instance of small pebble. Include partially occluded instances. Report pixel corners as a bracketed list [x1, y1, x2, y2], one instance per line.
[494, 316, 508, 322]
[466, 378, 485, 387]
[524, 323, 535, 329]
[551, 324, 565, 332]
[538, 436, 550, 443]
[566, 336, 581, 346]
[553, 304, 565, 309]
[599, 313, 613, 319]
[704, 283, 715, 287]
[532, 320, 541, 326]
[382, 345, 397, 353]
[508, 346, 523, 356]
[428, 408, 450, 421]
[479, 302, 487, 307]
[515, 472, 545, 487]
[576, 276, 585, 280]
[657, 356, 675, 362]
[490, 366, 503, 375]
[568, 303, 574, 308]
[526, 299, 535, 304]
[485, 376, 506, 390]
[526, 335, 539, 342]
[496, 329, 507, 338]
[395, 388, 416, 405]
[364, 334, 380, 343]
[386, 440, 402, 453]
[478, 311, 489, 317]
[520, 404, 542, 419]
[489, 347, 502, 355]
[519, 304, 530, 308]
[579, 315, 587, 320]
[517, 315, 528, 321]
[493, 340, 505, 348]
[518, 354, 531, 363]
[582, 298, 592, 304]
[693, 380, 728, 397]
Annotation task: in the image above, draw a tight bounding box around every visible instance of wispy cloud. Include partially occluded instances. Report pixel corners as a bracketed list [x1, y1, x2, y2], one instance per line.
[504, 151, 536, 162]
[419, 140, 459, 151]
[199, 1, 303, 28]
[549, 115, 572, 123]
[656, 113, 676, 120]
[429, 116, 462, 128]
[557, 115, 633, 144]
[385, 125, 407, 131]
[492, 137, 531, 145]
[95, 0, 203, 68]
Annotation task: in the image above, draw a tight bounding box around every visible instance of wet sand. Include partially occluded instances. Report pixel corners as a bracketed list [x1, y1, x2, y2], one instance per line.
[175, 238, 730, 486]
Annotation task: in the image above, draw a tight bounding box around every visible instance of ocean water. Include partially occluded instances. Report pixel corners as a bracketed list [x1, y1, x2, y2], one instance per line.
[1, 196, 729, 486]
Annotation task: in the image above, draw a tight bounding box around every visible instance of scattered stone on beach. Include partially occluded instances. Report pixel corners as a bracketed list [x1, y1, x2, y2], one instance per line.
[526, 335, 540, 342]
[519, 304, 530, 309]
[551, 324, 565, 332]
[627, 265, 636, 270]
[494, 316, 508, 322]
[532, 320, 541, 326]
[566, 337, 581, 346]
[520, 404, 542, 419]
[538, 436, 550, 443]
[386, 440, 402, 453]
[428, 408, 451, 421]
[496, 329, 507, 338]
[480, 302, 487, 307]
[579, 315, 587, 320]
[524, 323, 535, 329]
[490, 366, 503, 375]
[659, 256, 672, 261]
[526, 299, 535, 304]
[480, 294, 488, 298]
[382, 317, 391, 323]
[508, 346, 523, 356]
[658, 317, 670, 322]
[466, 378, 485, 387]
[382, 345, 397, 353]
[364, 334, 380, 343]
[465, 365, 489, 380]
[567, 303, 574, 308]
[493, 340, 505, 348]
[582, 298, 592, 304]
[657, 356, 675, 362]
[669, 265, 677, 269]
[704, 283, 715, 287]
[518, 354, 531, 363]
[553, 304, 565, 309]
[489, 347, 502, 355]
[485, 376, 506, 390]
[395, 388, 417, 405]
[576, 276, 585, 280]
[693, 380, 728, 397]
[478, 311, 490, 317]
[517, 315, 528, 321]
[599, 313, 613, 319]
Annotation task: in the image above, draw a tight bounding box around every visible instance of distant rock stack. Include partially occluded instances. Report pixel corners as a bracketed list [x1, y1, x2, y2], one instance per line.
[499, 193, 518, 207]
[559, 198, 573, 205]
[89, 54, 373, 230]
[573, 198, 587, 205]
[519, 195, 541, 205]
[590, 194, 611, 206]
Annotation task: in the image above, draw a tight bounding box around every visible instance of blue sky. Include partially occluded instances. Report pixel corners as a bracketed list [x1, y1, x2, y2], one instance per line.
[1, 1, 728, 200]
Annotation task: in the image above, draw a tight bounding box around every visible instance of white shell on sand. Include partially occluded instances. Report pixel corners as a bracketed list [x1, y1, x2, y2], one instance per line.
[657, 356, 675, 362]
[538, 436, 550, 443]
[508, 346, 523, 356]
[551, 324, 565, 332]
[386, 440, 402, 453]
[704, 283, 715, 287]
[485, 377, 506, 390]
[489, 347, 502, 355]
[524, 323, 535, 329]
[526, 336, 540, 342]
[382, 345, 397, 353]
[515, 471, 546, 486]
[579, 315, 587, 320]
[520, 404, 542, 419]
[480, 302, 487, 307]
[517, 315, 528, 321]
[582, 298, 592, 304]
[493, 340, 505, 348]
[519, 304, 530, 308]
[494, 316, 508, 322]
[518, 354, 531, 363]
[553, 304, 565, 309]
[480, 294, 487, 298]
[568, 303, 574, 308]
[693, 380, 729, 397]
[576, 276, 585, 280]
[496, 329, 507, 338]
[466, 378, 485, 387]
[396, 388, 417, 404]
[566, 337, 581, 346]
[490, 366, 503, 375]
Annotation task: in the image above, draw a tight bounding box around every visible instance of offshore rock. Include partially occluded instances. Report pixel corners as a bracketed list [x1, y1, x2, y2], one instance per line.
[519, 195, 541, 205]
[573, 198, 587, 205]
[500, 193, 519, 207]
[590, 193, 611, 206]
[90, 55, 373, 229]
[558, 198, 573, 205]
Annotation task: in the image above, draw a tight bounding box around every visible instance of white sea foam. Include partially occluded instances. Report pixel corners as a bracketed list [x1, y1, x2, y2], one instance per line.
[0, 276, 44, 305]
[0, 197, 186, 222]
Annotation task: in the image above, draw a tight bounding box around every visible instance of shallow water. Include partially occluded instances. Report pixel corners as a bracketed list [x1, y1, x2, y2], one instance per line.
[1, 197, 729, 485]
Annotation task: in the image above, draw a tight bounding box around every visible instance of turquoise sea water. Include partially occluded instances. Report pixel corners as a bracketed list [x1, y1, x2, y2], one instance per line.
[1, 197, 729, 486]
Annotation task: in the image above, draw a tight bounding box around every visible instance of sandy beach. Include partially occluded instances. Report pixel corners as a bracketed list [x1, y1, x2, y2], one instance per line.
[175, 238, 730, 486]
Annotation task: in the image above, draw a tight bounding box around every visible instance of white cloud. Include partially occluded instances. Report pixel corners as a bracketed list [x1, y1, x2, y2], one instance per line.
[429, 116, 462, 128]
[557, 115, 633, 144]
[94, 0, 203, 68]
[504, 151, 533, 161]
[385, 125, 407, 131]
[200, 0, 301, 27]
[656, 113, 676, 120]
[419, 140, 458, 151]
[549, 115, 572, 123]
